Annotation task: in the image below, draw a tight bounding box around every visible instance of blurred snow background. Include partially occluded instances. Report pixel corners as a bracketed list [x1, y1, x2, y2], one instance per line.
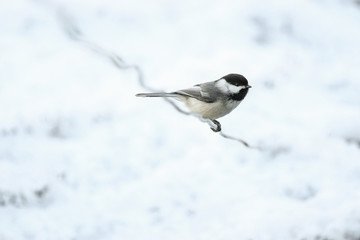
[1, 0, 360, 239]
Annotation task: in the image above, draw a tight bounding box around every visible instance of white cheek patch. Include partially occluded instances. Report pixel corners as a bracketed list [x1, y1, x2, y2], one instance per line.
[216, 79, 242, 94]
[228, 83, 243, 93]
[216, 79, 231, 93]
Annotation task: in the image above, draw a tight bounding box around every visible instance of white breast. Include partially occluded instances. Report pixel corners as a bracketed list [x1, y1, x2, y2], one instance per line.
[184, 97, 241, 119]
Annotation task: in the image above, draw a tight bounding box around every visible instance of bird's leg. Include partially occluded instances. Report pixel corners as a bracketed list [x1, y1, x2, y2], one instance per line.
[210, 119, 221, 132]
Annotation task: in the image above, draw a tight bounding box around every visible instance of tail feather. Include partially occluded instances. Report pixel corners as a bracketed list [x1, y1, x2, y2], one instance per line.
[135, 92, 179, 98]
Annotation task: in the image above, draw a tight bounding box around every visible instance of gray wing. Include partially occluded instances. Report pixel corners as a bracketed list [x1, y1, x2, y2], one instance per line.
[174, 81, 220, 103]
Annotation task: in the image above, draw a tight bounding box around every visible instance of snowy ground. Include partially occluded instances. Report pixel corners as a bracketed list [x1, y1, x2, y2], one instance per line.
[1, 0, 360, 239]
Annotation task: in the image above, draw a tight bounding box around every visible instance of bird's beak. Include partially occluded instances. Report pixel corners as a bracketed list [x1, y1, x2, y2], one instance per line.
[246, 85, 252, 89]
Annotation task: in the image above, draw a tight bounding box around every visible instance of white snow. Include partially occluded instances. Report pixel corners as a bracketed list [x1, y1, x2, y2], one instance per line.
[1, 0, 360, 239]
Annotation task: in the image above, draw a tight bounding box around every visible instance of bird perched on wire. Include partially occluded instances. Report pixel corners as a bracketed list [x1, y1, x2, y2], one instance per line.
[136, 73, 251, 132]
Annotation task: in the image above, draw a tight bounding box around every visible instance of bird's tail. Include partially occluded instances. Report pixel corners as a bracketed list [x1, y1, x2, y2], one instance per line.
[135, 92, 179, 98]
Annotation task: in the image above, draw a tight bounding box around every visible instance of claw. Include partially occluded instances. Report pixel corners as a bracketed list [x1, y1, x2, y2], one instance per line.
[210, 120, 221, 132]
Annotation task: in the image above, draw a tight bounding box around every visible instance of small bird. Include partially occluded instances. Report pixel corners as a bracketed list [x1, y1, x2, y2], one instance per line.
[136, 73, 251, 132]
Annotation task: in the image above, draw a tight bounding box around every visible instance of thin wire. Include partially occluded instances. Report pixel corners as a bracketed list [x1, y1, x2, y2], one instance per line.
[56, 8, 256, 149]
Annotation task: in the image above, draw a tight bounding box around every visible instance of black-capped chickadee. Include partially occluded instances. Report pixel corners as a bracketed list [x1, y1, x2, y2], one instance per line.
[136, 73, 251, 131]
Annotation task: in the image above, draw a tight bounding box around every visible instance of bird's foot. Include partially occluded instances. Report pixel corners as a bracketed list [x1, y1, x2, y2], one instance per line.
[210, 120, 221, 132]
